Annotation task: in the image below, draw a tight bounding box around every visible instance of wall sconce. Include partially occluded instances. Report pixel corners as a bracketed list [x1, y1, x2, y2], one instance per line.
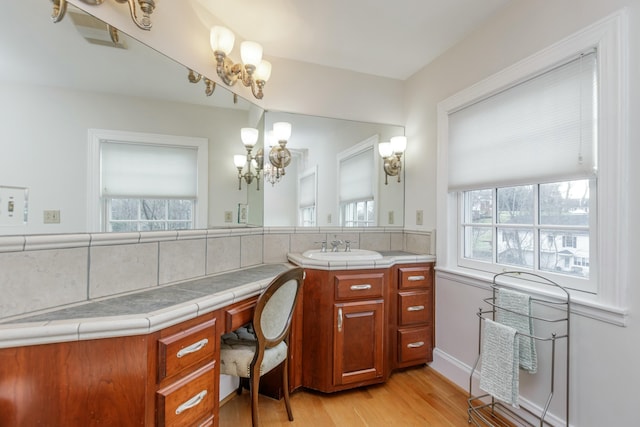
[234, 128, 264, 190]
[378, 136, 407, 185]
[51, 0, 156, 30]
[267, 121, 292, 178]
[210, 26, 272, 100]
[263, 131, 283, 186]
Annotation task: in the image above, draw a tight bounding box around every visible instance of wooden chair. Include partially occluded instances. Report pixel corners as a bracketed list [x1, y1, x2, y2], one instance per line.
[220, 267, 304, 426]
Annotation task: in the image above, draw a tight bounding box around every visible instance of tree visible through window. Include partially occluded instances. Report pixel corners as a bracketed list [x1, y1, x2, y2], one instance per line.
[108, 198, 193, 232]
[462, 179, 591, 279]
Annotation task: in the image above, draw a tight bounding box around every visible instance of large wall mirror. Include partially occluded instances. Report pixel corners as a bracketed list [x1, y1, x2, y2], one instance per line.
[1, 1, 262, 235]
[263, 112, 405, 227]
[1, 2, 403, 236]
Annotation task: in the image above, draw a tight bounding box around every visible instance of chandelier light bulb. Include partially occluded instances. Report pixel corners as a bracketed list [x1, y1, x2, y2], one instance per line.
[390, 136, 407, 154]
[378, 142, 393, 158]
[234, 154, 247, 168]
[273, 122, 292, 142]
[240, 41, 263, 67]
[240, 127, 259, 147]
[210, 26, 235, 55]
[255, 60, 272, 82]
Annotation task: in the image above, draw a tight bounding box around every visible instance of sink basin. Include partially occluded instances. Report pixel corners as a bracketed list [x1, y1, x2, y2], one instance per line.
[301, 249, 383, 262]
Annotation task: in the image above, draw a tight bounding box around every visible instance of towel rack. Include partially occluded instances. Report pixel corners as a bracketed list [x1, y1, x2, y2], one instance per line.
[467, 271, 570, 427]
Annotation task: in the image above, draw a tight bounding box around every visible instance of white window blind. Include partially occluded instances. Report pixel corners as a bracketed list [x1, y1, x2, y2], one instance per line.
[448, 52, 597, 191]
[299, 170, 316, 208]
[339, 146, 374, 203]
[101, 142, 198, 198]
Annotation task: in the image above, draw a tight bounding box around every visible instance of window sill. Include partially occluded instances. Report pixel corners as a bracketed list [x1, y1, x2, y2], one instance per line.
[435, 266, 629, 327]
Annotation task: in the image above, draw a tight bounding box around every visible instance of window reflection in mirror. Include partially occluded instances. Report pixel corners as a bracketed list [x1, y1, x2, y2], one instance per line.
[0, 2, 262, 235]
[263, 112, 405, 227]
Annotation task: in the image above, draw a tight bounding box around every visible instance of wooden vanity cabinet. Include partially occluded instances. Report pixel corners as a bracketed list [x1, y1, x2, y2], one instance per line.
[0, 311, 221, 427]
[391, 263, 435, 369]
[302, 269, 388, 393]
[155, 312, 220, 427]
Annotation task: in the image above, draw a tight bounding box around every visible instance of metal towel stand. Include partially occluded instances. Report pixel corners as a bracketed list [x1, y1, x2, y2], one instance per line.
[467, 272, 570, 426]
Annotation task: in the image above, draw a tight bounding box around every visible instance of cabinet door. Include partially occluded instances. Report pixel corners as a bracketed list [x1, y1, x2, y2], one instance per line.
[333, 300, 384, 386]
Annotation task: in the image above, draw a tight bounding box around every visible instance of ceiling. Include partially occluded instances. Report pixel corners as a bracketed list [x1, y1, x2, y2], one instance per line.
[191, 0, 513, 80]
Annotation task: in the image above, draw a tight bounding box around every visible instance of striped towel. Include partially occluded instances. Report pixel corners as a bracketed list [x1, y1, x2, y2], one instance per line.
[480, 318, 520, 407]
[496, 288, 537, 373]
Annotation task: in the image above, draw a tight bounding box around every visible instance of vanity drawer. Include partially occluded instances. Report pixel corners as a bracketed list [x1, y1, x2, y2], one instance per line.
[397, 326, 432, 365]
[398, 266, 432, 290]
[398, 290, 431, 326]
[158, 318, 217, 382]
[224, 297, 257, 333]
[335, 272, 384, 300]
[157, 362, 216, 427]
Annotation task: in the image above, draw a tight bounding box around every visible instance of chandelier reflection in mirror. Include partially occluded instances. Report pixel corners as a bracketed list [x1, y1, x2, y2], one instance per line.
[210, 26, 272, 100]
[234, 128, 264, 190]
[234, 123, 292, 190]
[378, 136, 407, 185]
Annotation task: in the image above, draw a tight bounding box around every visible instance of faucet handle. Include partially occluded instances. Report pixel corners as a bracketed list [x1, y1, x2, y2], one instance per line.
[344, 240, 357, 252]
[314, 240, 328, 252]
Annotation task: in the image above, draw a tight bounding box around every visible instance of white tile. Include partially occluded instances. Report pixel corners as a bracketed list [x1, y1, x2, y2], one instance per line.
[159, 239, 206, 285]
[0, 248, 88, 319]
[359, 233, 391, 251]
[241, 234, 263, 267]
[0, 235, 25, 252]
[0, 322, 79, 349]
[78, 316, 150, 340]
[207, 236, 241, 274]
[290, 233, 326, 253]
[89, 243, 158, 298]
[24, 233, 90, 251]
[263, 234, 290, 263]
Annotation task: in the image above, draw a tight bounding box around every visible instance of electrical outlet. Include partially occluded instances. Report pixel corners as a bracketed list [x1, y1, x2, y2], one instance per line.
[224, 211, 233, 223]
[416, 210, 423, 226]
[44, 209, 60, 224]
[388, 211, 394, 224]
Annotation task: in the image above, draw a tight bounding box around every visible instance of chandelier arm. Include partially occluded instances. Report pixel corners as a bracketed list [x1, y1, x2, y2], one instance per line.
[51, 0, 67, 23]
[114, 0, 154, 31]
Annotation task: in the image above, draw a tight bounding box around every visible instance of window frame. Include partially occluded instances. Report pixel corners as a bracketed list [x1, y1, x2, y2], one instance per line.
[105, 197, 195, 232]
[436, 10, 629, 324]
[87, 129, 208, 232]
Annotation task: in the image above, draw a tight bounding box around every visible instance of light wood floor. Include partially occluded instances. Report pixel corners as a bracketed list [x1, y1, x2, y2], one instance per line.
[219, 365, 493, 427]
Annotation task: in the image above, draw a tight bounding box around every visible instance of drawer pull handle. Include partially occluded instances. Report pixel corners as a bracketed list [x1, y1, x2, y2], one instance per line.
[176, 390, 208, 415]
[177, 338, 209, 358]
[350, 284, 372, 291]
[408, 275, 425, 281]
[407, 305, 425, 312]
[337, 308, 343, 332]
[407, 341, 425, 348]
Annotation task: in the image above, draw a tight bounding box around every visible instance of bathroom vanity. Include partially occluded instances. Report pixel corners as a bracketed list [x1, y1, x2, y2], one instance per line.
[287, 250, 435, 393]
[0, 264, 293, 427]
[0, 251, 434, 426]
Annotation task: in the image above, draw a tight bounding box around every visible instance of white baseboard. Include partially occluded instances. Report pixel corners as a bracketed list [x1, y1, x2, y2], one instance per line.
[431, 347, 569, 426]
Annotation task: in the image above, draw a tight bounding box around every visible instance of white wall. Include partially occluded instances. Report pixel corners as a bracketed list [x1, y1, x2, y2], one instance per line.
[404, 0, 639, 425]
[0, 82, 253, 234]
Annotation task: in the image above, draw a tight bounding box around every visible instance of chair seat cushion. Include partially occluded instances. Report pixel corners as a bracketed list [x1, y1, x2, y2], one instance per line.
[220, 327, 288, 378]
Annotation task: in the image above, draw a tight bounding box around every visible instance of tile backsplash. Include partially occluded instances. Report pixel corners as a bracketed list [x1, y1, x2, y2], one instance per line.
[0, 227, 433, 321]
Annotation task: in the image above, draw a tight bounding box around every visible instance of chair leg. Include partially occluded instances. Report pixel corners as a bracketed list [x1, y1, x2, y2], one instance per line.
[282, 358, 293, 421]
[250, 370, 261, 427]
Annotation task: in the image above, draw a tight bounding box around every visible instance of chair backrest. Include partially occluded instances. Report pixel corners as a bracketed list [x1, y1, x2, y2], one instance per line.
[252, 267, 303, 350]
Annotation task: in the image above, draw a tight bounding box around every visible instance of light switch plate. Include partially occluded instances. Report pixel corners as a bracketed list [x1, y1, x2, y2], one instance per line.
[416, 210, 423, 226]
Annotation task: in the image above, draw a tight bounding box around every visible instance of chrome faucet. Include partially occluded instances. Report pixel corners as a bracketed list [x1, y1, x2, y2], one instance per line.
[315, 241, 327, 252]
[330, 239, 343, 252]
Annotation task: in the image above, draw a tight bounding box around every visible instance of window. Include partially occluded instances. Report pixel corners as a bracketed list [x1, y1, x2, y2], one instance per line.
[88, 129, 208, 232]
[341, 199, 375, 227]
[438, 11, 629, 315]
[462, 179, 592, 283]
[298, 167, 317, 227]
[107, 198, 193, 232]
[337, 136, 378, 227]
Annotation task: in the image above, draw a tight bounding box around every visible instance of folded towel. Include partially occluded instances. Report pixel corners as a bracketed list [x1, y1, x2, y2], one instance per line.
[480, 319, 520, 407]
[496, 288, 537, 373]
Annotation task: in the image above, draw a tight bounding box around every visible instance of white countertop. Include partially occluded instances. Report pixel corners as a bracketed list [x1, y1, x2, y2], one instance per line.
[287, 250, 435, 270]
[0, 263, 292, 349]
